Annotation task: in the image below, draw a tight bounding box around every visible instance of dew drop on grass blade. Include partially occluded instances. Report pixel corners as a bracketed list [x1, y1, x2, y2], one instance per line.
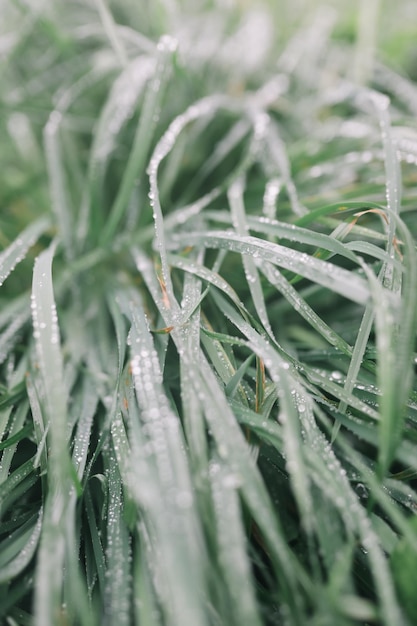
[0, 400, 29, 483]
[0, 508, 42, 583]
[103, 448, 131, 626]
[176, 261, 210, 474]
[114, 291, 210, 626]
[169, 231, 371, 305]
[229, 176, 275, 339]
[0, 217, 50, 287]
[147, 92, 235, 307]
[31, 244, 74, 626]
[209, 457, 263, 626]
[310, 405, 406, 626]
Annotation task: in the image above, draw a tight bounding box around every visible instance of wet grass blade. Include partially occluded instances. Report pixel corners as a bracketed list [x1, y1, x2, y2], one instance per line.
[31, 244, 74, 626]
[169, 230, 371, 305]
[0, 217, 50, 287]
[209, 457, 263, 626]
[0, 509, 42, 583]
[101, 35, 177, 244]
[1, 2, 417, 624]
[229, 177, 274, 338]
[103, 448, 131, 626]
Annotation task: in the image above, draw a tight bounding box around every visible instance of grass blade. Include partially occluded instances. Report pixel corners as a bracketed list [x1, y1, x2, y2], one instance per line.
[0, 217, 50, 287]
[31, 244, 74, 626]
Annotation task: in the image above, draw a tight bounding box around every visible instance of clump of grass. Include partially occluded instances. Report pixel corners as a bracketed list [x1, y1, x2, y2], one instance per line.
[1, 1, 417, 625]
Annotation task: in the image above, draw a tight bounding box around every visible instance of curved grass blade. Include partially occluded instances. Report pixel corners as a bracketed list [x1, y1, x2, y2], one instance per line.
[0, 508, 42, 583]
[295, 201, 386, 228]
[0, 217, 50, 287]
[0, 310, 28, 365]
[146, 93, 226, 307]
[0, 401, 29, 483]
[204, 211, 361, 263]
[0, 458, 36, 512]
[259, 260, 352, 355]
[170, 230, 370, 305]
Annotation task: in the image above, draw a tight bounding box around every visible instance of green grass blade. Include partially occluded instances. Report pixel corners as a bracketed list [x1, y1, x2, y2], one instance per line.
[86, 55, 154, 236]
[169, 231, 371, 304]
[103, 448, 131, 626]
[94, 0, 128, 67]
[209, 458, 263, 626]
[0, 217, 50, 287]
[31, 244, 74, 625]
[0, 509, 42, 583]
[229, 177, 274, 338]
[101, 35, 177, 244]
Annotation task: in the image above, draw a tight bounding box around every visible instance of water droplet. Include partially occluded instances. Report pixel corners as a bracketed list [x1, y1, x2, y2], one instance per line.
[331, 370, 343, 381]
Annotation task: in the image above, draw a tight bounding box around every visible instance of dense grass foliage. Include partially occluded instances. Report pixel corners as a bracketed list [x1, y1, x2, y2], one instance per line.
[1, 1, 417, 624]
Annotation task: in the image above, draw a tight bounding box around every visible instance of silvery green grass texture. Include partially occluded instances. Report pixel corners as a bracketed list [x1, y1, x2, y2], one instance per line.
[1, 0, 417, 624]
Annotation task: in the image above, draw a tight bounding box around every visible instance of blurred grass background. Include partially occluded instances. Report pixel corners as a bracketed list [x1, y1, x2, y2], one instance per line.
[1, 1, 417, 625]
